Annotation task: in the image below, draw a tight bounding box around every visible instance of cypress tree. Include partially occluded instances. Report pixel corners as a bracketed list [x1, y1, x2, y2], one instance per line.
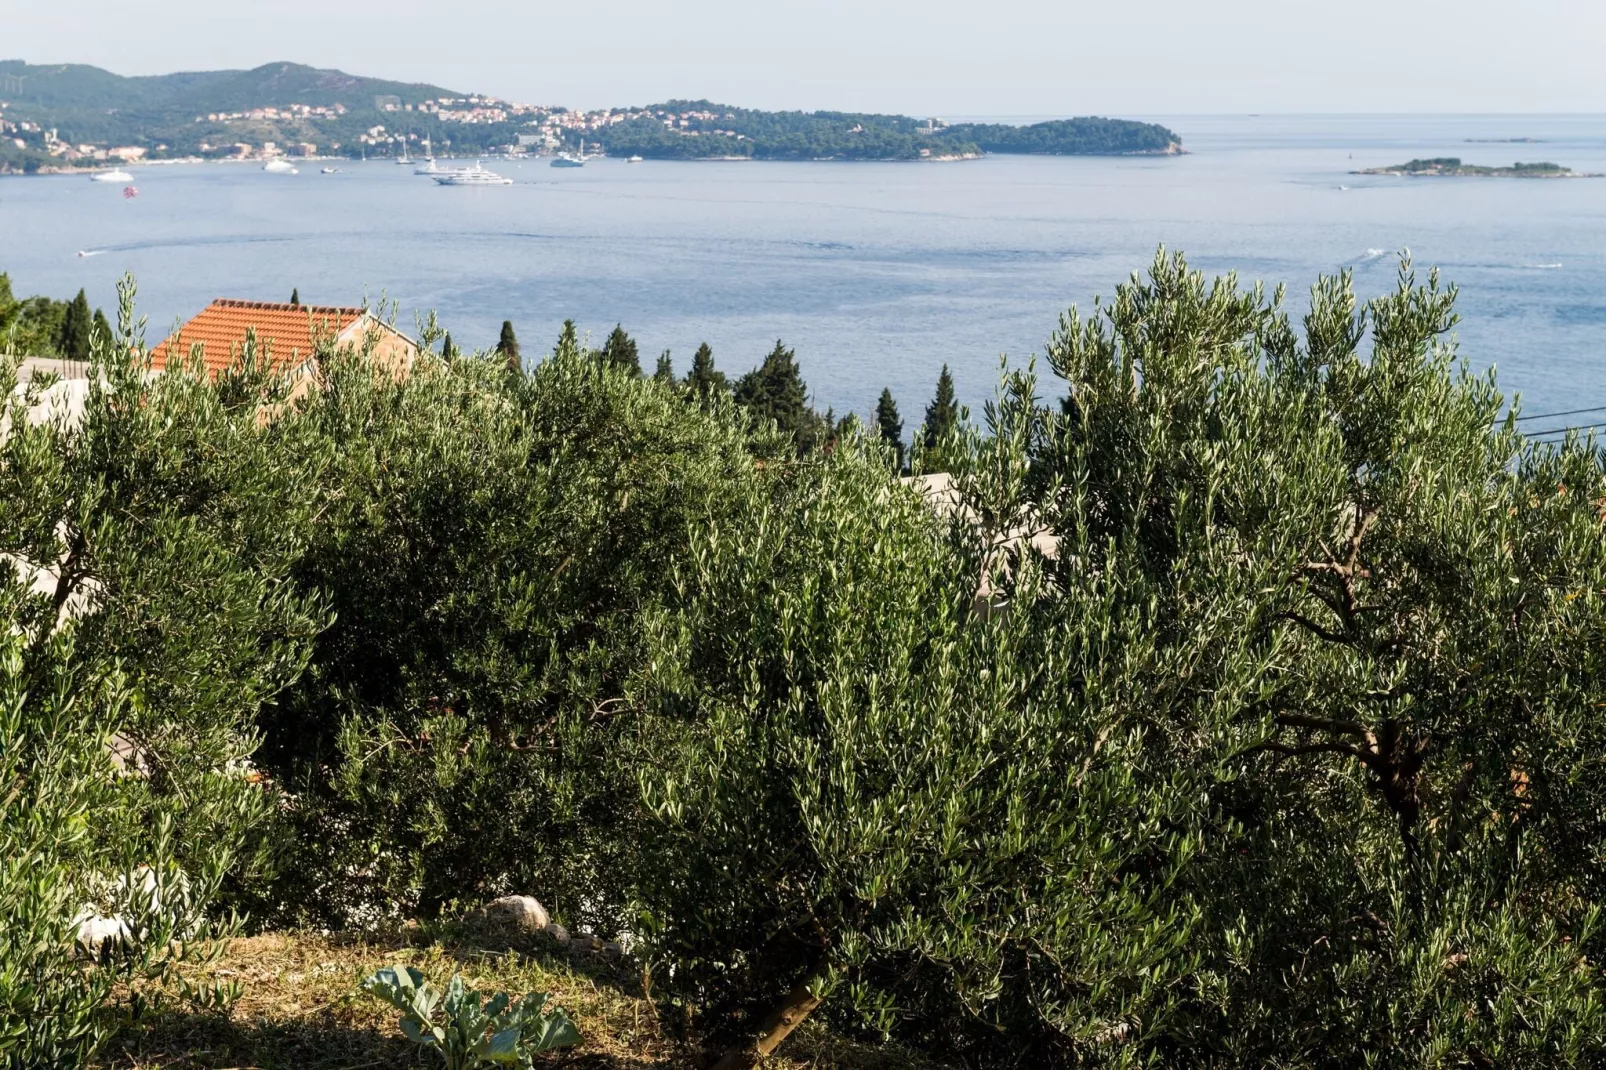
[734, 339, 825, 452]
[57, 288, 92, 360]
[875, 387, 905, 471]
[442, 331, 458, 360]
[685, 342, 728, 404]
[497, 320, 520, 372]
[654, 349, 674, 383]
[922, 364, 960, 451]
[601, 324, 641, 376]
[91, 308, 112, 348]
[289, 288, 301, 306]
[554, 319, 582, 361]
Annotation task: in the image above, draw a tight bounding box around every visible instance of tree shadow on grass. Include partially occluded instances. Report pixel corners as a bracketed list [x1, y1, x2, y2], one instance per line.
[99, 1012, 421, 1070]
[98, 1011, 668, 1069]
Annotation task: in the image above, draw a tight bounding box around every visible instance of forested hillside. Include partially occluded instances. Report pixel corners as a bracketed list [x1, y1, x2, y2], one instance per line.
[0, 60, 469, 169]
[0, 59, 451, 112]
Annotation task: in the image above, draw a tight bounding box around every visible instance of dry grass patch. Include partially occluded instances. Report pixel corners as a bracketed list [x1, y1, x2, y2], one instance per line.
[92, 929, 943, 1070]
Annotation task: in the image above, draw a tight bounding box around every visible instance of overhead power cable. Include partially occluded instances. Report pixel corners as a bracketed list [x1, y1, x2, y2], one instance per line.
[1525, 423, 1606, 439]
[1515, 405, 1606, 423]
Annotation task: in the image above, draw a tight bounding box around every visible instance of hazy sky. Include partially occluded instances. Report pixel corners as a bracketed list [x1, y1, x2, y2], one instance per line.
[7, 0, 1603, 115]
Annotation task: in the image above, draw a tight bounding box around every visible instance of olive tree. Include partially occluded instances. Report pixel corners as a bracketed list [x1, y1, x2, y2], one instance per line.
[1024, 250, 1606, 1065]
[0, 279, 327, 1064]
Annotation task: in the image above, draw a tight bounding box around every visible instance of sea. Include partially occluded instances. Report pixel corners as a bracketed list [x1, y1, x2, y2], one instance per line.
[4, 113, 1606, 425]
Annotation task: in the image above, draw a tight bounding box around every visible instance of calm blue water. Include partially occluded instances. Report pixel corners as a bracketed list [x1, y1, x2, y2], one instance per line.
[4, 114, 1606, 421]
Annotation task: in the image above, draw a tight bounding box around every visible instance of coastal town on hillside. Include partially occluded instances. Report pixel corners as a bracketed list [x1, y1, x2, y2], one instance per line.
[1, 94, 752, 165]
[0, 61, 1182, 169]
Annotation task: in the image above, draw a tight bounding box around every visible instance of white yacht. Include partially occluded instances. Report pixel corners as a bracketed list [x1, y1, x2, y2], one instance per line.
[433, 161, 512, 186]
[90, 168, 134, 183]
[262, 158, 298, 174]
[627, 155, 644, 163]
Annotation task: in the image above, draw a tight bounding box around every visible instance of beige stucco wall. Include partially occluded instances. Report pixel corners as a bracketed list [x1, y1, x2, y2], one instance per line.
[339, 319, 419, 381]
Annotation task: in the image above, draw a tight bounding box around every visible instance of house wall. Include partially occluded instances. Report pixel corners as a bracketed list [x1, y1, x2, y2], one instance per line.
[337, 320, 419, 381]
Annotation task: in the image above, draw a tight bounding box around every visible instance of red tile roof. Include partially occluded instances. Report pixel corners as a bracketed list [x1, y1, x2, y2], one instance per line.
[150, 300, 366, 378]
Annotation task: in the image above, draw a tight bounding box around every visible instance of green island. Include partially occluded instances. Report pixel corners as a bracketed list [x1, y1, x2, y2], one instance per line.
[0, 60, 1181, 172]
[584, 102, 1182, 161]
[1355, 156, 1599, 178]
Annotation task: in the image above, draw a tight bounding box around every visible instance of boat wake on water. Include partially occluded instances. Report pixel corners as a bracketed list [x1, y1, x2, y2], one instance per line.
[75, 234, 310, 256]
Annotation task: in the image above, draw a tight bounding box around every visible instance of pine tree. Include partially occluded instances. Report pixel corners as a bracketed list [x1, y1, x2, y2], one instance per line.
[875, 387, 905, 471]
[497, 320, 520, 372]
[734, 339, 825, 453]
[922, 364, 960, 452]
[654, 349, 674, 383]
[685, 342, 728, 404]
[289, 288, 300, 307]
[602, 324, 641, 377]
[57, 288, 92, 360]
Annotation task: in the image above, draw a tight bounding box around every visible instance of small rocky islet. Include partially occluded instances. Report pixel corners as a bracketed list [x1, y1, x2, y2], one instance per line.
[1355, 156, 1600, 178]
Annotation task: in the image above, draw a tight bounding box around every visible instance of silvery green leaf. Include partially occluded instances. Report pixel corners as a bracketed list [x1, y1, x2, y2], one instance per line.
[482, 1027, 522, 1063]
[399, 1015, 428, 1044]
[525, 1011, 582, 1053]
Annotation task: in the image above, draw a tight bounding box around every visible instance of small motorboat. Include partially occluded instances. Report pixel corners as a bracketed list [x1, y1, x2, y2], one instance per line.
[262, 158, 298, 174]
[628, 155, 644, 163]
[91, 168, 134, 183]
[321, 166, 341, 174]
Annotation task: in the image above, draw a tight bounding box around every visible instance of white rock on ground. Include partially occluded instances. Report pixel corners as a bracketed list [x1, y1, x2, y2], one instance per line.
[481, 894, 550, 932]
[73, 864, 183, 954]
[73, 911, 131, 954]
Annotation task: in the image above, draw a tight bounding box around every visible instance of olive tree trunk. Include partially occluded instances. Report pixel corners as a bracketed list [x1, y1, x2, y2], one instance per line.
[710, 969, 825, 1070]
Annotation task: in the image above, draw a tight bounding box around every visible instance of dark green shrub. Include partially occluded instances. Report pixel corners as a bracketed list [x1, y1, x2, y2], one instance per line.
[260, 328, 775, 931]
[630, 415, 1211, 1067]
